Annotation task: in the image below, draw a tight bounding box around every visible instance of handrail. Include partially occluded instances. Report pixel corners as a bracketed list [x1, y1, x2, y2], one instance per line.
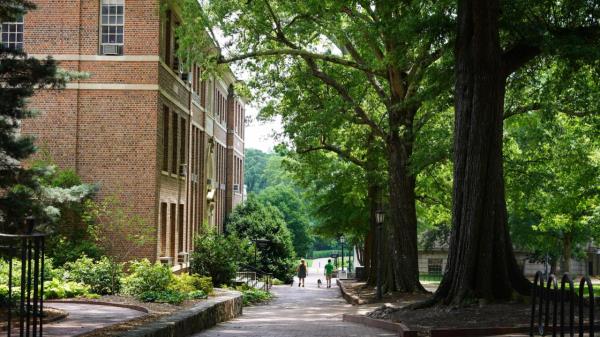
[237, 264, 273, 292]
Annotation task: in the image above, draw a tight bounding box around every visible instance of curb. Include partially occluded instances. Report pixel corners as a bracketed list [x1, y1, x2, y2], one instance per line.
[336, 279, 367, 305]
[342, 314, 416, 337]
[115, 290, 242, 337]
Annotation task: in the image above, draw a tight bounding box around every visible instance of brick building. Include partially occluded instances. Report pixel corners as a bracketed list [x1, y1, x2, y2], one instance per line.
[6, 0, 246, 268]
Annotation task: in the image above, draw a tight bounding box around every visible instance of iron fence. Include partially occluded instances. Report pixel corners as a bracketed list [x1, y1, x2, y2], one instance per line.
[530, 271, 595, 336]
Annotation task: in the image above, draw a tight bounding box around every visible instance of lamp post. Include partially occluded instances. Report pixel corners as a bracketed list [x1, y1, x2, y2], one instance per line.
[375, 209, 385, 300]
[253, 238, 270, 266]
[340, 235, 346, 272]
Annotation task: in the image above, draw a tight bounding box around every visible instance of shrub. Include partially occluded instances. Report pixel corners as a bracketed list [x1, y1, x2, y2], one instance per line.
[271, 278, 284, 286]
[138, 289, 186, 305]
[225, 197, 296, 282]
[44, 278, 90, 299]
[191, 226, 248, 286]
[236, 286, 272, 306]
[65, 255, 123, 295]
[123, 259, 173, 298]
[187, 289, 208, 299]
[170, 274, 213, 295]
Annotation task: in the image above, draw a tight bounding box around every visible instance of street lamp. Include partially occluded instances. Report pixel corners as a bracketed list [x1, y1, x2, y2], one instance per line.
[375, 209, 385, 300]
[340, 235, 346, 272]
[252, 238, 270, 266]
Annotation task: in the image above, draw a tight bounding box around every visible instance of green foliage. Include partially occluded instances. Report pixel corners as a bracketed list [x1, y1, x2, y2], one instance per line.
[43, 278, 90, 299]
[191, 224, 250, 286]
[138, 289, 187, 305]
[235, 285, 273, 306]
[0, 0, 70, 232]
[226, 197, 296, 282]
[65, 255, 123, 295]
[122, 259, 173, 298]
[83, 194, 153, 262]
[258, 185, 312, 258]
[244, 149, 271, 194]
[309, 250, 339, 259]
[506, 112, 600, 271]
[29, 161, 101, 265]
[169, 274, 213, 295]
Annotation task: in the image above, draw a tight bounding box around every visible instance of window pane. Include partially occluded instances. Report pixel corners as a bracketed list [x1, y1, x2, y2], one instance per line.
[116, 16, 123, 24]
[102, 6, 108, 15]
[102, 26, 109, 34]
[117, 6, 123, 15]
[116, 26, 123, 34]
[109, 16, 116, 24]
[116, 35, 123, 43]
[110, 6, 116, 14]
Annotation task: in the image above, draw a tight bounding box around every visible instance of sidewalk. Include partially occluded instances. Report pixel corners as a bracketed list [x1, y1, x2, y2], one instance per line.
[193, 274, 393, 337]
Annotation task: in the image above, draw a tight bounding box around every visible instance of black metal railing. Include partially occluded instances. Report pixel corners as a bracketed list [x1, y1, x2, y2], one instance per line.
[530, 271, 596, 337]
[237, 264, 273, 293]
[1, 231, 47, 337]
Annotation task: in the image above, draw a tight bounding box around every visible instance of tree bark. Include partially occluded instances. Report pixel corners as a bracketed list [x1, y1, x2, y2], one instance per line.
[561, 234, 573, 274]
[386, 131, 424, 292]
[432, 0, 530, 305]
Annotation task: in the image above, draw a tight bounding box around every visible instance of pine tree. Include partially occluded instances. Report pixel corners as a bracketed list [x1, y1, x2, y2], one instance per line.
[0, 1, 64, 233]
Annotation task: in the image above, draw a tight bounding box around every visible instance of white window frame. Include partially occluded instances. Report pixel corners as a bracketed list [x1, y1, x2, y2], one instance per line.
[1, 17, 24, 51]
[99, 0, 125, 55]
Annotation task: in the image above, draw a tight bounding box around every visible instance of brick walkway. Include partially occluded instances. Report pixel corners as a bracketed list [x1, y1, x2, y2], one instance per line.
[193, 273, 395, 337]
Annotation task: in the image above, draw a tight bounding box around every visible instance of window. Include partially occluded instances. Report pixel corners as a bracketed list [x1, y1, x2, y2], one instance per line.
[1, 17, 24, 50]
[171, 111, 178, 174]
[100, 0, 124, 55]
[179, 117, 186, 174]
[162, 106, 169, 172]
[178, 204, 184, 252]
[160, 203, 168, 256]
[428, 258, 443, 275]
[170, 203, 176, 257]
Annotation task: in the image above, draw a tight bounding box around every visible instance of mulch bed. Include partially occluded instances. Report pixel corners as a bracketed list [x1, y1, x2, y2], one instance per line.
[341, 279, 600, 336]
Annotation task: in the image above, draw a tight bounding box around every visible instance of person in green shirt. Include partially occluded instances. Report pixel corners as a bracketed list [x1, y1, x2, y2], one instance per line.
[324, 259, 334, 288]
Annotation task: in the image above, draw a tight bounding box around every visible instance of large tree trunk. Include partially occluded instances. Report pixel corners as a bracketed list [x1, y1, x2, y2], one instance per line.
[432, 0, 530, 305]
[386, 133, 424, 292]
[561, 234, 573, 274]
[364, 182, 378, 284]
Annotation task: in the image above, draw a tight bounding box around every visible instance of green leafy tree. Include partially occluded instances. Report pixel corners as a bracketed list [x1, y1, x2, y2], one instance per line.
[244, 148, 271, 194]
[506, 113, 600, 273]
[432, 0, 600, 306]
[258, 185, 312, 258]
[175, 0, 455, 292]
[0, 1, 66, 233]
[226, 197, 296, 282]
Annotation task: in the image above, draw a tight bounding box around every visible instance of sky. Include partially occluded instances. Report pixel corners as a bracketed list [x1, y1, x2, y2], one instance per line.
[244, 104, 281, 153]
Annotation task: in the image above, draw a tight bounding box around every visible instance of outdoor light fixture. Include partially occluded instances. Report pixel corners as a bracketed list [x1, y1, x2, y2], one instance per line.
[376, 210, 385, 225]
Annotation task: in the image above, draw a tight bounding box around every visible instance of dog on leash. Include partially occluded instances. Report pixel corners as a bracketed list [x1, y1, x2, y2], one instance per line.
[317, 279, 323, 288]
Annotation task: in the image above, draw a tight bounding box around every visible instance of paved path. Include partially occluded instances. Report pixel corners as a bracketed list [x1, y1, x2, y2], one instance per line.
[193, 274, 394, 337]
[43, 302, 146, 337]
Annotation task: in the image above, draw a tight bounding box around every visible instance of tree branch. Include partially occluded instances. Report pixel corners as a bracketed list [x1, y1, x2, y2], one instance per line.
[219, 49, 382, 75]
[502, 44, 541, 77]
[302, 57, 387, 138]
[504, 102, 596, 120]
[297, 142, 367, 168]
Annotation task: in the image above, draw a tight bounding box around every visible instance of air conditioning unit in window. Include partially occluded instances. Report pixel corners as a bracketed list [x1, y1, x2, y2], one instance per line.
[101, 44, 122, 55]
[233, 184, 240, 192]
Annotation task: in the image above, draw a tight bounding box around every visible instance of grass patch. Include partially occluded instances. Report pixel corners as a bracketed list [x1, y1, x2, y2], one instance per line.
[420, 273, 443, 282]
[309, 250, 339, 259]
